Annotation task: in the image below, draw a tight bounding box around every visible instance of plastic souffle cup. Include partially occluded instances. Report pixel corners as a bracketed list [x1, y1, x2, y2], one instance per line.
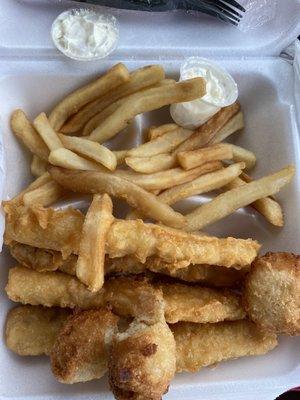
[170, 57, 238, 129]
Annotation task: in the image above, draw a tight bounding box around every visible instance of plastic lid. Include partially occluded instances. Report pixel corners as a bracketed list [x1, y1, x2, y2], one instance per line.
[0, 0, 300, 58]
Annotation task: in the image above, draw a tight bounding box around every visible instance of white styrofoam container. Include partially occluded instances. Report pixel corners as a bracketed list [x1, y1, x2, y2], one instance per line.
[0, 1, 300, 399]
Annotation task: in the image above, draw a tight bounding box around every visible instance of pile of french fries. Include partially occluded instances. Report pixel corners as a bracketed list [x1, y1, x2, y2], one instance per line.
[3, 63, 297, 399]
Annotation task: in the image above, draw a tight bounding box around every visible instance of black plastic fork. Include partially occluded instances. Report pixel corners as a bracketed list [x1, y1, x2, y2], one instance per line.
[75, 0, 246, 26]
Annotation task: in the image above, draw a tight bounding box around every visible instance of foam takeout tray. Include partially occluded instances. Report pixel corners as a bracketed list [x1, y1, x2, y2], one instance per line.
[0, 1, 300, 399]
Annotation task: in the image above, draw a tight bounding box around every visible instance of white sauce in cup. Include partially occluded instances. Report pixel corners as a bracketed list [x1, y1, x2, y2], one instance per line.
[51, 9, 119, 61]
[171, 57, 238, 129]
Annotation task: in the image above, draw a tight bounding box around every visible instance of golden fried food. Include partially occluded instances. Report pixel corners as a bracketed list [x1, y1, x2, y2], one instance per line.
[5, 305, 70, 355]
[186, 165, 295, 231]
[49, 63, 130, 130]
[174, 103, 240, 154]
[109, 319, 176, 400]
[61, 65, 165, 134]
[76, 194, 114, 292]
[9, 243, 245, 287]
[87, 78, 205, 143]
[243, 252, 300, 335]
[5, 266, 106, 309]
[4, 205, 84, 258]
[49, 167, 185, 229]
[172, 320, 278, 372]
[107, 220, 260, 268]
[104, 276, 164, 324]
[31, 155, 48, 177]
[158, 282, 245, 324]
[5, 206, 260, 268]
[51, 309, 119, 383]
[10, 109, 49, 161]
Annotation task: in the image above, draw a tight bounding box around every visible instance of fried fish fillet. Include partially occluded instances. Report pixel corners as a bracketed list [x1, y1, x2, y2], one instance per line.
[243, 252, 300, 335]
[4, 205, 260, 268]
[9, 242, 246, 287]
[158, 282, 245, 324]
[5, 266, 106, 309]
[5, 305, 70, 355]
[6, 266, 245, 325]
[5, 267, 163, 323]
[109, 319, 176, 400]
[51, 309, 119, 383]
[172, 320, 278, 372]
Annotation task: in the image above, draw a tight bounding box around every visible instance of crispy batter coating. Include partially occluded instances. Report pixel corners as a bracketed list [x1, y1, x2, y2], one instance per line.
[5, 305, 70, 355]
[4, 205, 84, 258]
[172, 320, 278, 372]
[5, 266, 105, 309]
[9, 243, 245, 286]
[51, 309, 119, 383]
[107, 220, 260, 268]
[109, 320, 176, 400]
[9, 241, 67, 273]
[158, 282, 245, 324]
[104, 276, 164, 324]
[243, 252, 300, 335]
[5, 205, 260, 268]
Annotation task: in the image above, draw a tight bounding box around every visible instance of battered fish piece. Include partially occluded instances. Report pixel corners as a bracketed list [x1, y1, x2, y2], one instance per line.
[172, 320, 278, 372]
[5, 205, 84, 258]
[243, 252, 300, 335]
[4, 205, 260, 268]
[5, 267, 163, 323]
[5, 305, 70, 355]
[9, 243, 246, 286]
[107, 220, 260, 268]
[158, 282, 245, 324]
[109, 319, 176, 400]
[51, 309, 119, 383]
[104, 276, 164, 324]
[5, 266, 105, 309]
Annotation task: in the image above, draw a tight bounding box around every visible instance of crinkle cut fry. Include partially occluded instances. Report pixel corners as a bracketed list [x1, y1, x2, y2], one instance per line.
[4, 205, 260, 269]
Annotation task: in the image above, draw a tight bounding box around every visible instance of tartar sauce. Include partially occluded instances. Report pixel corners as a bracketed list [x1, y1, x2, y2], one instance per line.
[171, 57, 238, 129]
[51, 9, 119, 61]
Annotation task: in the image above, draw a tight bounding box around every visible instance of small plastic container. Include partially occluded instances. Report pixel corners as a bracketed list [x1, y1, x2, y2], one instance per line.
[171, 57, 238, 129]
[51, 8, 119, 61]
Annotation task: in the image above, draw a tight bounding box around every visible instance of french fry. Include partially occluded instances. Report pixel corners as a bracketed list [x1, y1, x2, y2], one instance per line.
[23, 180, 65, 207]
[82, 79, 175, 136]
[2, 172, 52, 210]
[186, 165, 295, 231]
[125, 153, 176, 174]
[59, 134, 117, 171]
[229, 144, 256, 170]
[210, 111, 244, 144]
[115, 161, 222, 191]
[33, 113, 63, 151]
[61, 65, 165, 134]
[10, 110, 49, 161]
[177, 144, 233, 170]
[226, 176, 284, 227]
[148, 123, 178, 141]
[49, 63, 130, 130]
[175, 103, 240, 154]
[159, 163, 245, 205]
[49, 167, 185, 229]
[76, 194, 114, 292]
[87, 78, 206, 143]
[127, 127, 193, 158]
[49, 148, 105, 171]
[31, 155, 48, 177]
[114, 150, 128, 165]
